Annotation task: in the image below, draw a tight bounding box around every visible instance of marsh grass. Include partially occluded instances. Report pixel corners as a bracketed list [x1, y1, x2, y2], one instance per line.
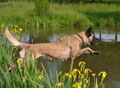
[0, 1, 120, 27]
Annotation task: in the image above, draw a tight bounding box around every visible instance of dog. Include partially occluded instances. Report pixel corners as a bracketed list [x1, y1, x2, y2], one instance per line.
[5, 26, 100, 71]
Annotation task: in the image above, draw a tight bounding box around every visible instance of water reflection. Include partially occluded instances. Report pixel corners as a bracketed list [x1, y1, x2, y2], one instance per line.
[95, 30, 120, 42]
[21, 27, 120, 43]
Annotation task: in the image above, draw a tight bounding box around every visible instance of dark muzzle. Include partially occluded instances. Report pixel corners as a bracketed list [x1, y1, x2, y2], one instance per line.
[91, 36, 100, 45]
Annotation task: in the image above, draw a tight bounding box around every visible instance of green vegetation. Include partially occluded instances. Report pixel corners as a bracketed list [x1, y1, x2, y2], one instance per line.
[1, 0, 120, 3]
[34, 0, 49, 16]
[0, 1, 120, 27]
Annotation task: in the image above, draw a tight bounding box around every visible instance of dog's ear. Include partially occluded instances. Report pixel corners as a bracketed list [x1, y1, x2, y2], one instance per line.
[86, 26, 92, 37]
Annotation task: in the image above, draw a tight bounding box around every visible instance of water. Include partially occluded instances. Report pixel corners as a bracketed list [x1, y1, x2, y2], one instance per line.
[17, 26, 120, 88]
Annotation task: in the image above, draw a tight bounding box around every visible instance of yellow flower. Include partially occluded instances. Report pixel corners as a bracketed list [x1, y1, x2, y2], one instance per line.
[78, 61, 86, 66]
[16, 31, 19, 33]
[39, 75, 43, 80]
[71, 68, 81, 75]
[20, 69, 22, 72]
[92, 73, 96, 77]
[72, 82, 82, 88]
[65, 73, 69, 77]
[55, 83, 63, 88]
[95, 84, 99, 88]
[63, 73, 72, 79]
[85, 79, 89, 83]
[81, 74, 84, 79]
[41, 69, 44, 73]
[14, 25, 18, 28]
[13, 29, 17, 33]
[22, 77, 25, 83]
[69, 74, 72, 78]
[84, 68, 92, 74]
[72, 82, 78, 88]
[1, 24, 5, 28]
[98, 71, 107, 78]
[19, 28, 23, 32]
[17, 58, 23, 64]
[63, 73, 69, 79]
[84, 84, 86, 88]
[78, 85, 81, 88]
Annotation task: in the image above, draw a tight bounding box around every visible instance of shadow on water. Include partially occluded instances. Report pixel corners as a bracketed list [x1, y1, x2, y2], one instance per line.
[19, 26, 120, 88]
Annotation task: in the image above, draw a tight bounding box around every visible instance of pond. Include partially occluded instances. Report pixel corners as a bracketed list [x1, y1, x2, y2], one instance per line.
[15, 26, 120, 88]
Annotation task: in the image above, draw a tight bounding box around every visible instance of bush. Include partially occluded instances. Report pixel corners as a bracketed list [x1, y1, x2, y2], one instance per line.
[34, 0, 49, 16]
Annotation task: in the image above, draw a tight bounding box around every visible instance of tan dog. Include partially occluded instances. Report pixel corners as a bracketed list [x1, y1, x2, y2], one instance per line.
[5, 26, 100, 71]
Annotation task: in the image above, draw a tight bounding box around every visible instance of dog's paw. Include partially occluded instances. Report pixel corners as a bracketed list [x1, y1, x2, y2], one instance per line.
[93, 51, 101, 55]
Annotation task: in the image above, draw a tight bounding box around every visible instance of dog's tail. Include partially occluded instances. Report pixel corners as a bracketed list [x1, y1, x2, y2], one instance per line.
[5, 26, 27, 47]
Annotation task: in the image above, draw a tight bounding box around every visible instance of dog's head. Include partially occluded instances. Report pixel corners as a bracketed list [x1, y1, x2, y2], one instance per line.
[85, 26, 100, 45]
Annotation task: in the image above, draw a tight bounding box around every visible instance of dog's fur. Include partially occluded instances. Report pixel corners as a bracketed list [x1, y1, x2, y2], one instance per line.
[5, 26, 100, 70]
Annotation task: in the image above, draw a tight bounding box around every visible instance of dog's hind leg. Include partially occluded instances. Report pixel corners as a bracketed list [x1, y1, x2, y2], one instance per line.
[70, 48, 76, 72]
[70, 58, 74, 72]
[70, 46, 79, 72]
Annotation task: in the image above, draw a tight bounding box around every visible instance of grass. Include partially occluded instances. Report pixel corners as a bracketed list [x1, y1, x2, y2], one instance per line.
[0, 25, 107, 88]
[0, 1, 120, 27]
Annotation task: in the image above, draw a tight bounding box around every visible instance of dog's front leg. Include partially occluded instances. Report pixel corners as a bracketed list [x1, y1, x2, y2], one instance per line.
[75, 47, 100, 57]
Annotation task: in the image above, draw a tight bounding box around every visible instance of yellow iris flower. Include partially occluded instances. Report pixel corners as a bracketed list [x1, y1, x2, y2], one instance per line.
[92, 73, 96, 77]
[22, 77, 25, 83]
[78, 61, 86, 66]
[63, 72, 72, 79]
[84, 68, 92, 74]
[14, 25, 18, 28]
[19, 28, 23, 32]
[98, 71, 107, 78]
[39, 75, 43, 80]
[55, 83, 63, 88]
[16, 58, 23, 64]
[71, 68, 81, 75]
[72, 82, 82, 88]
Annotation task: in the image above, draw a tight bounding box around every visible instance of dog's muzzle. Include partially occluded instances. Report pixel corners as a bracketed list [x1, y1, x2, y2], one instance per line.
[91, 36, 100, 45]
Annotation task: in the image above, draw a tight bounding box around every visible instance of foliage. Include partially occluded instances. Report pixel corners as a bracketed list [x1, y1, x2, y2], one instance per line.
[0, 1, 119, 27]
[1, 0, 120, 3]
[34, 0, 49, 16]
